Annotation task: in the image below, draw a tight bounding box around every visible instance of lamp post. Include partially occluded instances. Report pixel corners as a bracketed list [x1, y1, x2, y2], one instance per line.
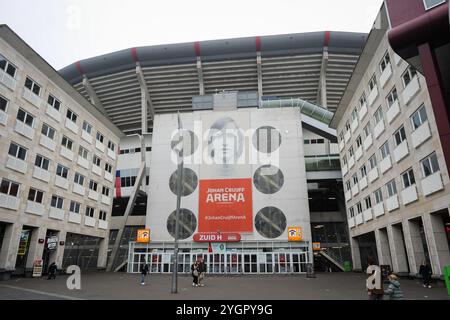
[171, 112, 184, 294]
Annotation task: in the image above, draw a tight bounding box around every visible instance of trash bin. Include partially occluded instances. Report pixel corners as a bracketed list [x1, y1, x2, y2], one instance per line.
[343, 261, 351, 272]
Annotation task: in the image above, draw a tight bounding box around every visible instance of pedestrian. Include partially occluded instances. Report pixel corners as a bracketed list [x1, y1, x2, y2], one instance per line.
[191, 261, 199, 287]
[384, 274, 404, 300]
[198, 257, 207, 287]
[140, 260, 149, 285]
[366, 257, 384, 300]
[419, 260, 432, 288]
[47, 262, 57, 280]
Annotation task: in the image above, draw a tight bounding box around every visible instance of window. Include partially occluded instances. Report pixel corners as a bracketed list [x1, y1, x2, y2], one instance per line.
[120, 176, 136, 188]
[0, 54, 17, 78]
[85, 206, 95, 217]
[99, 210, 107, 221]
[41, 123, 55, 140]
[359, 94, 366, 107]
[365, 196, 372, 209]
[352, 174, 358, 185]
[345, 121, 350, 132]
[349, 207, 355, 218]
[0, 179, 19, 197]
[74, 172, 85, 186]
[379, 142, 390, 159]
[421, 153, 440, 177]
[339, 131, 344, 142]
[82, 121, 92, 134]
[360, 165, 367, 177]
[24, 77, 41, 96]
[93, 155, 101, 167]
[69, 201, 81, 214]
[56, 164, 68, 179]
[78, 146, 88, 159]
[356, 202, 363, 214]
[363, 123, 371, 138]
[386, 87, 398, 108]
[345, 180, 351, 191]
[356, 136, 362, 148]
[386, 179, 397, 197]
[107, 141, 115, 151]
[50, 195, 63, 209]
[374, 188, 383, 204]
[28, 188, 43, 203]
[423, 0, 445, 10]
[35, 154, 50, 170]
[411, 104, 428, 130]
[394, 126, 407, 146]
[374, 107, 383, 124]
[66, 109, 77, 123]
[402, 66, 417, 87]
[368, 74, 377, 91]
[369, 154, 377, 170]
[17, 108, 34, 127]
[8, 142, 27, 160]
[351, 108, 358, 121]
[349, 147, 354, 157]
[380, 52, 391, 72]
[89, 180, 98, 192]
[47, 94, 60, 111]
[102, 186, 110, 197]
[0, 95, 9, 112]
[402, 168, 416, 188]
[342, 155, 347, 165]
[61, 136, 73, 150]
[104, 163, 112, 173]
[96, 132, 104, 143]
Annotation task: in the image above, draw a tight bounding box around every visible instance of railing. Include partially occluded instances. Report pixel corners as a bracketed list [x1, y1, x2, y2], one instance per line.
[304, 155, 341, 171]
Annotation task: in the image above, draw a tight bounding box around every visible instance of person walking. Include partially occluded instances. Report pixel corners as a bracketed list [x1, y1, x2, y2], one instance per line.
[47, 262, 57, 280]
[140, 260, 149, 285]
[191, 261, 199, 287]
[198, 257, 207, 287]
[384, 274, 404, 300]
[366, 257, 384, 300]
[419, 260, 432, 288]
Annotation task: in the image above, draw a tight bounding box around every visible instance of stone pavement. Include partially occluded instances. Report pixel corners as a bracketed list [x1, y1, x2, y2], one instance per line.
[0, 272, 448, 300]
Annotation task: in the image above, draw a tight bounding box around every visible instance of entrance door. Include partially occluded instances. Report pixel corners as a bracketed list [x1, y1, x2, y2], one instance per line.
[225, 252, 240, 274]
[243, 253, 257, 274]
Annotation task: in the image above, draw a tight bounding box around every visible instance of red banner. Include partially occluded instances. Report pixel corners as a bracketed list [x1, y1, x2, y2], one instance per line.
[198, 178, 253, 233]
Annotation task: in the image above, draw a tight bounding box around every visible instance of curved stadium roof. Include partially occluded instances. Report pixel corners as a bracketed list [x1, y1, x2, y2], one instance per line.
[59, 31, 367, 134]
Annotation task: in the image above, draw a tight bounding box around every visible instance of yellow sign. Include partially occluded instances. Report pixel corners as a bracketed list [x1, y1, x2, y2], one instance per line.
[312, 242, 321, 251]
[137, 229, 150, 243]
[288, 227, 302, 241]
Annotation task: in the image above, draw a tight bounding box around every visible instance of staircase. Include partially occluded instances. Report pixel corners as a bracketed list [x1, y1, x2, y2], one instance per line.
[318, 250, 345, 272]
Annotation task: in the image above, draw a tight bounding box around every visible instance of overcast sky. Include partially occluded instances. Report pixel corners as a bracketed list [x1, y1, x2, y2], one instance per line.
[0, 0, 383, 70]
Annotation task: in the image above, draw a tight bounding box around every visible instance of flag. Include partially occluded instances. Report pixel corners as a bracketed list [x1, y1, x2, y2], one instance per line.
[208, 242, 212, 253]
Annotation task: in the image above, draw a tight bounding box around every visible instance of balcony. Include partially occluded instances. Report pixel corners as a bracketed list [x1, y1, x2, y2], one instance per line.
[367, 86, 379, 107]
[92, 165, 102, 176]
[355, 146, 363, 161]
[25, 201, 44, 216]
[401, 185, 418, 205]
[69, 212, 81, 224]
[359, 176, 368, 191]
[394, 140, 409, 163]
[363, 208, 373, 222]
[373, 203, 384, 218]
[0, 109, 8, 126]
[355, 214, 363, 225]
[351, 118, 359, 133]
[73, 184, 85, 196]
[339, 140, 345, 152]
[107, 149, 116, 160]
[348, 156, 355, 169]
[14, 120, 34, 140]
[380, 64, 392, 88]
[386, 100, 400, 124]
[88, 190, 99, 201]
[49, 207, 65, 220]
[39, 135, 56, 151]
[6, 156, 27, 174]
[77, 157, 89, 170]
[348, 217, 355, 229]
[363, 134, 373, 151]
[373, 121, 385, 139]
[359, 103, 368, 122]
[65, 119, 79, 134]
[33, 167, 50, 183]
[421, 171, 444, 196]
[0, 194, 19, 210]
[380, 156, 392, 174]
[84, 216, 96, 227]
[402, 76, 420, 105]
[0, 69, 17, 90]
[22, 87, 41, 108]
[351, 184, 359, 197]
[46, 104, 61, 122]
[386, 195, 399, 212]
[101, 195, 111, 205]
[96, 140, 105, 152]
[55, 176, 69, 190]
[342, 163, 348, 177]
[368, 167, 379, 183]
[105, 171, 113, 182]
[60, 147, 74, 161]
[411, 121, 432, 149]
[81, 130, 93, 144]
[98, 220, 108, 230]
[345, 190, 352, 202]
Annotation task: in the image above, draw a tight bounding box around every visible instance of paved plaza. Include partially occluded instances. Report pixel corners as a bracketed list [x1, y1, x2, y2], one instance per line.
[0, 272, 448, 300]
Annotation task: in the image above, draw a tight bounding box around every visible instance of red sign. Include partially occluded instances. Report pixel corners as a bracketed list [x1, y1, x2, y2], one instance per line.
[198, 178, 253, 233]
[193, 232, 241, 242]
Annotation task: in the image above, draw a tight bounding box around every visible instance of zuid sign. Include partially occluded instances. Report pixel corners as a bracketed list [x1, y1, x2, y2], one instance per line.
[193, 232, 241, 242]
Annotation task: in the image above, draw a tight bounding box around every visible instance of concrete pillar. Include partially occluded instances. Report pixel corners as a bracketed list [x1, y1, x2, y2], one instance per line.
[387, 224, 409, 274]
[25, 227, 47, 271]
[197, 57, 205, 96]
[97, 236, 108, 269]
[375, 228, 392, 266]
[51, 230, 67, 269]
[422, 211, 450, 276]
[404, 219, 426, 275]
[256, 52, 263, 102]
[0, 222, 22, 270]
[350, 236, 361, 270]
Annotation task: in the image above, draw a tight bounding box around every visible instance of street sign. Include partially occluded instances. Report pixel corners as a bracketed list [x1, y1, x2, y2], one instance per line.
[288, 227, 302, 241]
[193, 232, 241, 242]
[32, 260, 43, 277]
[137, 229, 150, 243]
[312, 242, 321, 251]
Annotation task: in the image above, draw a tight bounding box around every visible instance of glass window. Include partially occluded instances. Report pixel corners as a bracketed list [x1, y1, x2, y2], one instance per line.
[102, 186, 110, 196]
[363, 123, 371, 139]
[349, 207, 355, 218]
[380, 51, 391, 72]
[423, 0, 445, 10]
[394, 126, 407, 146]
[105, 163, 112, 173]
[74, 172, 85, 186]
[421, 153, 440, 177]
[17, 108, 34, 127]
[35, 154, 50, 170]
[402, 66, 417, 87]
[24, 77, 41, 96]
[346, 181, 351, 191]
[351, 108, 358, 121]
[379, 142, 390, 159]
[411, 104, 428, 130]
[349, 147, 354, 157]
[374, 107, 383, 124]
[61, 136, 73, 150]
[374, 188, 383, 204]
[99, 210, 107, 220]
[369, 154, 377, 169]
[41, 123, 55, 140]
[56, 164, 68, 178]
[402, 168, 416, 188]
[386, 87, 398, 107]
[0, 179, 20, 197]
[51, 195, 63, 209]
[8, 142, 27, 160]
[89, 180, 97, 191]
[359, 94, 366, 107]
[386, 179, 397, 197]
[82, 121, 92, 134]
[47, 94, 60, 111]
[85, 206, 95, 217]
[352, 174, 358, 185]
[78, 146, 88, 159]
[0, 95, 9, 112]
[28, 188, 43, 203]
[356, 135, 362, 148]
[356, 202, 363, 214]
[0, 54, 17, 77]
[93, 155, 101, 167]
[360, 165, 367, 177]
[365, 196, 372, 209]
[96, 132, 104, 143]
[368, 74, 377, 91]
[66, 109, 77, 123]
[70, 201, 80, 214]
[108, 141, 115, 151]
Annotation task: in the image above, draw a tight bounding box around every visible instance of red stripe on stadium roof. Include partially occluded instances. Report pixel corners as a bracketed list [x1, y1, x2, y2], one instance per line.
[256, 36, 261, 52]
[324, 31, 331, 47]
[75, 61, 85, 75]
[131, 47, 139, 63]
[194, 42, 201, 57]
